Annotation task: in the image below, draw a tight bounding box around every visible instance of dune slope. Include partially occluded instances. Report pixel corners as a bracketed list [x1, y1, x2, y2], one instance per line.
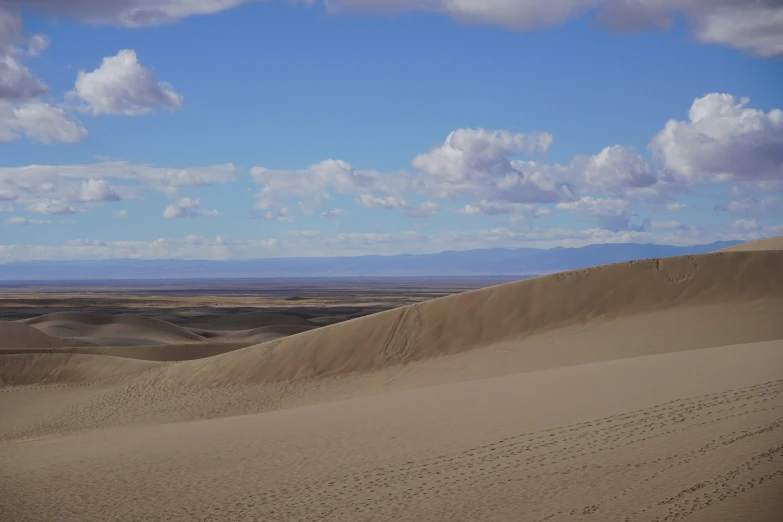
[159, 250, 783, 387]
[0, 321, 95, 350]
[718, 235, 783, 252]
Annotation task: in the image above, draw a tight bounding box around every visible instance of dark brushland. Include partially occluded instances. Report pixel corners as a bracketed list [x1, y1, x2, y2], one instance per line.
[0, 240, 740, 280]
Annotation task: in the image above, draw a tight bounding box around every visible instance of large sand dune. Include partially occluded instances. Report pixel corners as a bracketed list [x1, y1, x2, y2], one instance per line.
[1, 242, 782, 522]
[718, 235, 783, 252]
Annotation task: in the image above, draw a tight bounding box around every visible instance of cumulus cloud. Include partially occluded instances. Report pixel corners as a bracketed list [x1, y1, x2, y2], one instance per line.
[26, 199, 77, 215]
[251, 159, 407, 211]
[405, 201, 439, 218]
[411, 128, 566, 203]
[113, 209, 129, 218]
[320, 208, 344, 217]
[457, 200, 545, 217]
[3, 0, 781, 57]
[6, 0, 263, 28]
[650, 220, 686, 230]
[247, 93, 781, 224]
[556, 196, 641, 231]
[0, 101, 87, 143]
[355, 194, 408, 209]
[0, 7, 50, 101]
[70, 49, 183, 116]
[0, 55, 47, 101]
[163, 197, 220, 218]
[5, 216, 51, 226]
[0, 161, 233, 221]
[258, 206, 295, 222]
[80, 179, 121, 202]
[650, 94, 783, 189]
[328, 0, 783, 56]
[0, 161, 235, 211]
[732, 218, 760, 231]
[598, 0, 783, 57]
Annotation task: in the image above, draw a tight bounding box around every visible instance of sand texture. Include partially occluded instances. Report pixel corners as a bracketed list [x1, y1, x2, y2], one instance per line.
[1, 244, 782, 522]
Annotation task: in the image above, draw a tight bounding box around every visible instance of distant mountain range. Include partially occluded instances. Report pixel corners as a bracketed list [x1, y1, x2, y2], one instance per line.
[0, 241, 742, 281]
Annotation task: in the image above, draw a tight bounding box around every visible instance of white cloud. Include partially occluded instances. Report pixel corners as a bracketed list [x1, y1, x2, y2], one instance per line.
[327, 0, 603, 30]
[355, 194, 408, 209]
[0, 162, 236, 214]
[458, 200, 543, 217]
[26, 199, 77, 215]
[113, 209, 129, 218]
[251, 159, 407, 211]
[650, 94, 783, 189]
[0, 55, 47, 101]
[163, 197, 220, 218]
[247, 93, 781, 222]
[7, 1, 263, 28]
[5, 216, 51, 226]
[568, 145, 670, 199]
[259, 206, 294, 222]
[0, 6, 50, 101]
[334, 231, 423, 246]
[0, 235, 278, 262]
[288, 230, 321, 238]
[80, 178, 121, 202]
[330, 0, 783, 56]
[320, 208, 344, 217]
[732, 218, 760, 231]
[650, 220, 685, 230]
[667, 202, 687, 212]
[556, 196, 630, 216]
[70, 49, 183, 116]
[3, 0, 781, 57]
[411, 128, 566, 203]
[555, 196, 642, 231]
[598, 0, 783, 57]
[0, 101, 87, 143]
[405, 201, 439, 218]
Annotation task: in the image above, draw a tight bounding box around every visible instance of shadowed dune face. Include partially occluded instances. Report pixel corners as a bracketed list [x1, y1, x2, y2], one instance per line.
[1, 243, 782, 522]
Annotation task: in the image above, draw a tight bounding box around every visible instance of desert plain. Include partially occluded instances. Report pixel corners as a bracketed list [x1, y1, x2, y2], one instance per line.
[1, 237, 782, 522]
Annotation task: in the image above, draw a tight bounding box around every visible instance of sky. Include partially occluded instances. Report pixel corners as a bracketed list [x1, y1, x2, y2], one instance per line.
[0, 0, 781, 261]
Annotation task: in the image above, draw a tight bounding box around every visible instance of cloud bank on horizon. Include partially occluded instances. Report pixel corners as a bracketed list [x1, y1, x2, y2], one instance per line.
[0, 0, 781, 261]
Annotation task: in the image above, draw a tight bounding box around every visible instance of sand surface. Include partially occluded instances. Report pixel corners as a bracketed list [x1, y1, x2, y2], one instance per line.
[1, 244, 782, 521]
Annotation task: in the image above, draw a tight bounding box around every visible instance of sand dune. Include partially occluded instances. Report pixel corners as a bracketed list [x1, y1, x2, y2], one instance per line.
[0, 321, 95, 350]
[718, 235, 783, 252]
[21, 312, 208, 345]
[0, 352, 159, 387]
[158, 250, 783, 387]
[2, 244, 782, 522]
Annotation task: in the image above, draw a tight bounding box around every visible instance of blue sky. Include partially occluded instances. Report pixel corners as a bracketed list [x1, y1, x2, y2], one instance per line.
[0, 0, 781, 261]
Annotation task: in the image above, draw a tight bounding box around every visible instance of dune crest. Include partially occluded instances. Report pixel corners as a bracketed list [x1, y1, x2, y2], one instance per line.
[718, 235, 783, 252]
[159, 251, 783, 387]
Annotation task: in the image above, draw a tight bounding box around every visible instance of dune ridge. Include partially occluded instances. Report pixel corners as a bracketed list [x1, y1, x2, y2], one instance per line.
[718, 235, 783, 252]
[158, 250, 783, 387]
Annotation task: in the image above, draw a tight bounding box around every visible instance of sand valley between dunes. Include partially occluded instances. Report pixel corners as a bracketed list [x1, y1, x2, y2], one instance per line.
[1, 243, 782, 522]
